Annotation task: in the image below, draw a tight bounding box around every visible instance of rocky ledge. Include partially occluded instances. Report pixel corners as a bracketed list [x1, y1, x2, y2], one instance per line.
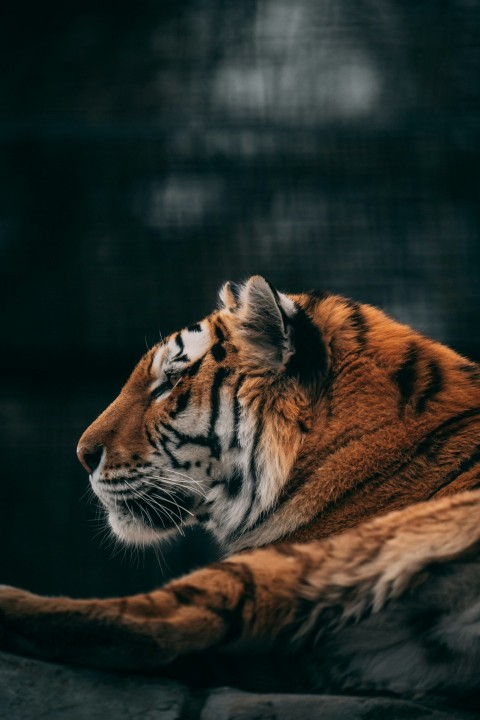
[0, 651, 477, 720]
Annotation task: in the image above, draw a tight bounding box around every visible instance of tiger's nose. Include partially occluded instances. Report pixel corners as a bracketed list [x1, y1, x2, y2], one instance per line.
[77, 445, 103, 474]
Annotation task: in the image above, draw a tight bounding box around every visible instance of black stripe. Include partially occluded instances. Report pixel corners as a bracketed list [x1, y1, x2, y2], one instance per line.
[174, 334, 184, 354]
[169, 388, 191, 418]
[159, 434, 182, 468]
[303, 289, 331, 313]
[208, 367, 231, 459]
[427, 445, 480, 498]
[211, 343, 226, 362]
[214, 324, 225, 343]
[176, 388, 191, 414]
[173, 353, 189, 364]
[250, 418, 263, 488]
[169, 569, 255, 646]
[286, 306, 327, 390]
[145, 426, 158, 450]
[151, 381, 171, 399]
[159, 432, 197, 470]
[415, 359, 443, 414]
[458, 363, 480, 382]
[211, 323, 227, 362]
[205, 561, 257, 643]
[161, 422, 213, 450]
[392, 342, 418, 410]
[171, 584, 208, 605]
[230, 374, 246, 449]
[160, 417, 232, 465]
[188, 323, 202, 333]
[226, 468, 244, 498]
[235, 417, 263, 534]
[187, 357, 204, 378]
[346, 300, 369, 348]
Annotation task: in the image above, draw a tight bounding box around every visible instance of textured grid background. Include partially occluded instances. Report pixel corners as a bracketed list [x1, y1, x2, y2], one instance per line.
[1, 0, 479, 597]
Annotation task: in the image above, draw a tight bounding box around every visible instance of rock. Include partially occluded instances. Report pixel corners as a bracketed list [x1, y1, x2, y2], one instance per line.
[0, 652, 477, 720]
[0, 652, 191, 720]
[201, 688, 475, 720]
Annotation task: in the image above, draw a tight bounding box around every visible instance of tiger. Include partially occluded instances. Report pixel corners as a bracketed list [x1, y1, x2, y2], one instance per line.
[1, 275, 480, 701]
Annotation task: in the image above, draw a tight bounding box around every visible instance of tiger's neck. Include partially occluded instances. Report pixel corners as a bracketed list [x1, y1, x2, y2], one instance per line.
[228, 295, 480, 552]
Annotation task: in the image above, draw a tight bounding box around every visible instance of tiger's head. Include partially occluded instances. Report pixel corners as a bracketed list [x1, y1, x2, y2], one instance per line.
[77, 276, 325, 550]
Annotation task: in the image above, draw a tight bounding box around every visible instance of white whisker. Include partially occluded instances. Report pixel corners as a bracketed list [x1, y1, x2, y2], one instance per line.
[140, 476, 198, 501]
[146, 465, 205, 485]
[160, 505, 185, 536]
[142, 487, 191, 521]
[123, 479, 190, 530]
[143, 474, 206, 498]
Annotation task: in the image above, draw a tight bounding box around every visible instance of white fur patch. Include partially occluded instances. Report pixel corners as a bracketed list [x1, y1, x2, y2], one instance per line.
[151, 343, 169, 376]
[107, 510, 180, 546]
[179, 323, 212, 362]
[278, 291, 297, 317]
[151, 321, 211, 379]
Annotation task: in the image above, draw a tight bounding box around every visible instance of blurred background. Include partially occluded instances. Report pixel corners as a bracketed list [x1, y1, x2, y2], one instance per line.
[1, 0, 479, 598]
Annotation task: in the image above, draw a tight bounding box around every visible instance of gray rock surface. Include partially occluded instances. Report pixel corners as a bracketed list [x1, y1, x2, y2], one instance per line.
[0, 651, 477, 720]
[202, 688, 475, 720]
[0, 652, 190, 720]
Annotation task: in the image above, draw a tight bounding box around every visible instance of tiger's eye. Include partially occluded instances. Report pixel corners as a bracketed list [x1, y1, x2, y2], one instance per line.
[167, 372, 181, 386]
[151, 381, 172, 399]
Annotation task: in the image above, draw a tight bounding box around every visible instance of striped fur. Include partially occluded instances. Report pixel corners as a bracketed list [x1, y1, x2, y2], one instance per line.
[1, 276, 479, 700]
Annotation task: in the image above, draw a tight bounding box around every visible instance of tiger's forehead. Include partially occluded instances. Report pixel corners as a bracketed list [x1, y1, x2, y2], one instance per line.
[150, 320, 213, 375]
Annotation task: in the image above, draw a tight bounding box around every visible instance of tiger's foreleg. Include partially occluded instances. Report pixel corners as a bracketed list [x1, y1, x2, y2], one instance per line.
[0, 548, 305, 672]
[1, 491, 479, 674]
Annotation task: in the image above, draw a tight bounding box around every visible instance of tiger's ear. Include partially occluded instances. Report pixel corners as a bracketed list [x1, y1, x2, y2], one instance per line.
[218, 281, 241, 311]
[221, 276, 296, 368]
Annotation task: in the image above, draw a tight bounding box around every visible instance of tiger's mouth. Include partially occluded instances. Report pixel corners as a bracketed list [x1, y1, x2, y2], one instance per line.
[91, 476, 198, 544]
[116, 492, 193, 529]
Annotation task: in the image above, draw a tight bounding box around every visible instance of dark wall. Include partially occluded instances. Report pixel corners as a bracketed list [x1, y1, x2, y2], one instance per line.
[1, 0, 479, 597]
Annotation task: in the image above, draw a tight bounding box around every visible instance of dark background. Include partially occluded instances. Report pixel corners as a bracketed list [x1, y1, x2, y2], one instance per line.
[1, 0, 479, 598]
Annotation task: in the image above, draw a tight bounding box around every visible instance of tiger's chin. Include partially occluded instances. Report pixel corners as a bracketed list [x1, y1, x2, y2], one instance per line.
[107, 509, 180, 547]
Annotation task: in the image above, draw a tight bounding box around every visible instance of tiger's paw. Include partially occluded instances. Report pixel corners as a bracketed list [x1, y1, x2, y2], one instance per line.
[0, 585, 39, 611]
[0, 585, 47, 656]
[0, 585, 31, 614]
